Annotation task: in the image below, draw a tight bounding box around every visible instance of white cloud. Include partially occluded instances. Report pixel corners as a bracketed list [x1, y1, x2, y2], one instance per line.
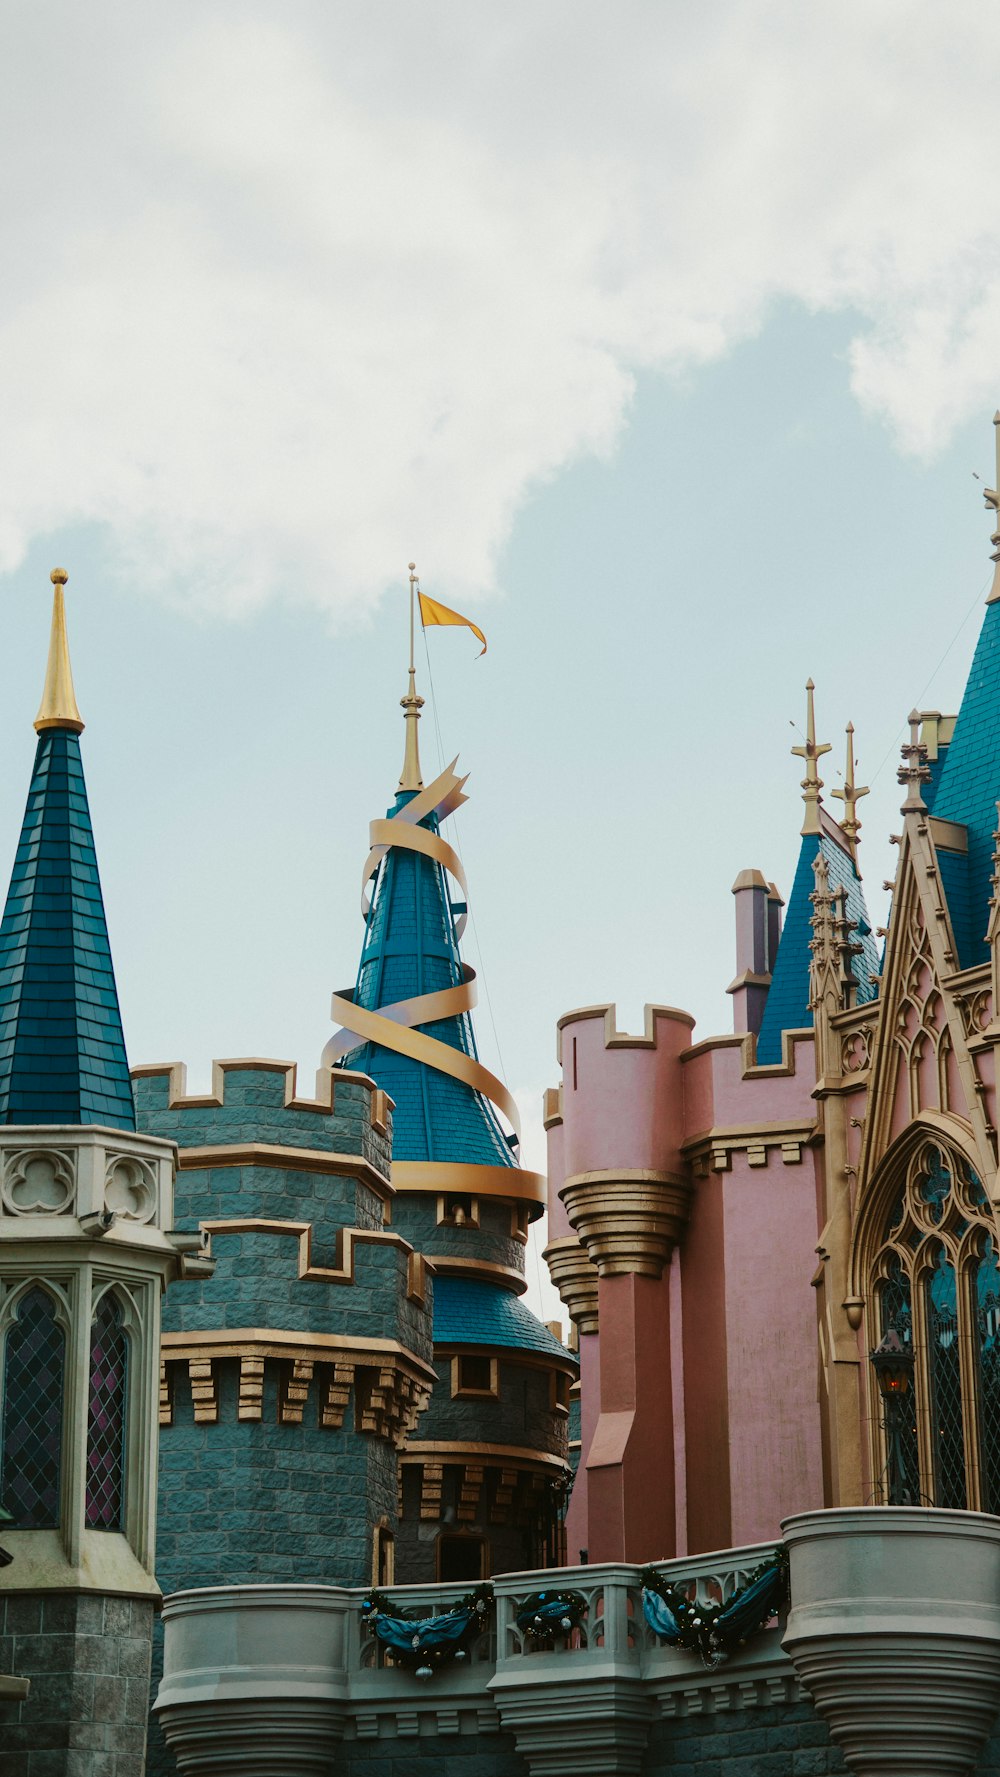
[3, 1, 1000, 615]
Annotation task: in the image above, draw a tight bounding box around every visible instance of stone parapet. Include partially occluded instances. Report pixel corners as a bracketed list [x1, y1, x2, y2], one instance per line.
[559, 1169, 694, 1277]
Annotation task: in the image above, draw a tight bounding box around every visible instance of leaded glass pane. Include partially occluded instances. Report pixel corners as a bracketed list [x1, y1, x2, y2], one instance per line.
[976, 1238, 1000, 1512]
[927, 1245, 967, 1508]
[0, 1287, 65, 1527]
[919, 1149, 952, 1222]
[877, 1257, 920, 1503]
[85, 1294, 128, 1530]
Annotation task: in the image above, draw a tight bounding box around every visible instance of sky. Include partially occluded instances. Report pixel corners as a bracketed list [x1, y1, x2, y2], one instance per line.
[3, 2, 1000, 1320]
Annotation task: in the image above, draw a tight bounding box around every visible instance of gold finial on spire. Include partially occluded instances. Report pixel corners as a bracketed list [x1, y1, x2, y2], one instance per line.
[985, 412, 1000, 604]
[34, 569, 84, 735]
[791, 678, 831, 836]
[398, 562, 424, 791]
[831, 722, 869, 865]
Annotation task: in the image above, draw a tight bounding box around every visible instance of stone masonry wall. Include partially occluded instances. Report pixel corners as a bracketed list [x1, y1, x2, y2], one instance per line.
[0, 1592, 154, 1777]
[332, 1702, 1000, 1777]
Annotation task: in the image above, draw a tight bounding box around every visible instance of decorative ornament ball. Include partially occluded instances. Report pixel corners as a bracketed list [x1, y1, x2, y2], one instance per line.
[455, 1649, 466, 1661]
[416, 1666, 433, 1682]
[534, 1615, 543, 1627]
[692, 1617, 702, 1627]
[539, 1593, 546, 1600]
[561, 1616, 573, 1631]
[411, 1635, 421, 1649]
[362, 1601, 371, 1614]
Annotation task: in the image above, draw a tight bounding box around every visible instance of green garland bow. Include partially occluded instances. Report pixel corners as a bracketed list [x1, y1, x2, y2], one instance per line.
[515, 1587, 588, 1649]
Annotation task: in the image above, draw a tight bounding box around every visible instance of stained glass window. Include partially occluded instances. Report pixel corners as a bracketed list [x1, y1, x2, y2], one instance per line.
[0, 1287, 65, 1528]
[975, 1237, 1000, 1512]
[85, 1293, 128, 1530]
[877, 1256, 919, 1502]
[926, 1245, 967, 1509]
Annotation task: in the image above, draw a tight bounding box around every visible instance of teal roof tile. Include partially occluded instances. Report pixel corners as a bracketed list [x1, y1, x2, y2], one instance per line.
[924, 600, 1000, 968]
[0, 730, 134, 1129]
[433, 1277, 574, 1361]
[756, 828, 878, 1065]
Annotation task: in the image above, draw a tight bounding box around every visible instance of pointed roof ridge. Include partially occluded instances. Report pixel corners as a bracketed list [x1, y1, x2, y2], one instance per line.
[0, 571, 134, 1128]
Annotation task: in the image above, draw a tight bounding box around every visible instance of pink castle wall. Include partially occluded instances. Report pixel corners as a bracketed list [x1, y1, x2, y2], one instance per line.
[547, 1001, 826, 1563]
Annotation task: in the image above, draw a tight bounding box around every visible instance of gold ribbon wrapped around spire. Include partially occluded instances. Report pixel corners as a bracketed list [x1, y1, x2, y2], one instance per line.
[791, 679, 830, 836]
[35, 569, 84, 734]
[322, 760, 519, 1135]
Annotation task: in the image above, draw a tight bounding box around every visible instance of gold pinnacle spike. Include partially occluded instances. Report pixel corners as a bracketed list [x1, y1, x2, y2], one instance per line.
[986, 413, 1000, 604]
[398, 562, 424, 791]
[34, 569, 84, 735]
[832, 722, 870, 865]
[791, 679, 831, 837]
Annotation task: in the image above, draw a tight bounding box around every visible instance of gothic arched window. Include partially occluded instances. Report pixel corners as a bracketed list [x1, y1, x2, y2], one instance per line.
[871, 1141, 1000, 1508]
[85, 1292, 129, 1530]
[0, 1286, 66, 1528]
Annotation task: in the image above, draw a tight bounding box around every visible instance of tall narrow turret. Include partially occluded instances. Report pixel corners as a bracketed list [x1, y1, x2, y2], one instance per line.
[324, 576, 573, 1581]
[0, 570, 134, 1129]
[0, 570, 207, 1770]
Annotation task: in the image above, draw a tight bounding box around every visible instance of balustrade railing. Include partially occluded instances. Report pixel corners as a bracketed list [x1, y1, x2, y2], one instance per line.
[345, 1540, 781, 1680]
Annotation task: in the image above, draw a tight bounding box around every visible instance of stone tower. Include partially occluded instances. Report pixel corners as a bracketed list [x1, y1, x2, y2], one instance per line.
[324, 638, 574, 1582]
[0, 572, 210, 1775]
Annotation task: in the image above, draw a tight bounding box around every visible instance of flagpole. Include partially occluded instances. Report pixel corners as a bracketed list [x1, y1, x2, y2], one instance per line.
[399, 562, 424, 792]
[408, 561, 417, 675]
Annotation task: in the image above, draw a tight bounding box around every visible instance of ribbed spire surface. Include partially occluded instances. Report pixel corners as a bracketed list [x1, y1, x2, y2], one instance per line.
[0, 729, 134, 1128]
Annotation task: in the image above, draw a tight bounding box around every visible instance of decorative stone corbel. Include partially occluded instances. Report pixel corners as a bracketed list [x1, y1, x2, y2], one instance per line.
[559, 1169, 694, 1277]
[542, 1232, 599, 1332]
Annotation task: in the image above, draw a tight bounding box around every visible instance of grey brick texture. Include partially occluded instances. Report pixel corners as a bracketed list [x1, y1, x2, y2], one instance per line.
[0, 1592, 153, 1775]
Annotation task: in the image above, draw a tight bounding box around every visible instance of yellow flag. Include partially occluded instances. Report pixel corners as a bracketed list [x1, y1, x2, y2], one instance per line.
[418, 590, 487, 657]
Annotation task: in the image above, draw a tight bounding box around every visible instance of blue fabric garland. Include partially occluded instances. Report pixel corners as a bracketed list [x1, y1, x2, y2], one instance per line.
[640, 1547, 788, 1669]
[361, 1582, 494, 1677]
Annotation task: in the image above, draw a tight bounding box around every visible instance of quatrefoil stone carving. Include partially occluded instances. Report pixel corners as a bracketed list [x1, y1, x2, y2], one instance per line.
[1, 1149, 76, 1215]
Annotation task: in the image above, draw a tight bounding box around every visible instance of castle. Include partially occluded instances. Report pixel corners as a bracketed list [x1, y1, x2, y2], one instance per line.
[8, 424, 1000, 1776]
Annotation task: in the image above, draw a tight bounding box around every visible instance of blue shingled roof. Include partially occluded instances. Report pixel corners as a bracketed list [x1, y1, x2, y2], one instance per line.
[433, 1277, 574, 1362]
[340, 790, 514, 1167]
[925, 600, 1000, 969]
[756, 827, 878, 1065]
[0, 730, 134, 1129]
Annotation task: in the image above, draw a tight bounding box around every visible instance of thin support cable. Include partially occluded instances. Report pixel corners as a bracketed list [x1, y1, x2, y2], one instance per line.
[867, 572, 992, 789]
[420, 628, 510, 1091]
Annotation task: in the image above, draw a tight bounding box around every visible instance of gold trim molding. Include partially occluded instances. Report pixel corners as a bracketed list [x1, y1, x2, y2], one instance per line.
[196, 1218, 427, 1303]
[175, 1144, 393, 1200]
[131, 1058, 392, 1136]
[391, 1160, 546, 1212]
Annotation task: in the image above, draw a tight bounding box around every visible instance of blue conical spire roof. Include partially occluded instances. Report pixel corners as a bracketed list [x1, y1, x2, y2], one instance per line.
[756, 819, 879, 1064]
[0, 582, 134, 1129]
[922, 599, 1000, 969]
[343, 785, 513, 1166]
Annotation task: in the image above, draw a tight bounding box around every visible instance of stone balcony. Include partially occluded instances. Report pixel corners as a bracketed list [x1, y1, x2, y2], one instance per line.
[155, 1510, 1000, 1777]
[155, 1542, 801, 1776]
